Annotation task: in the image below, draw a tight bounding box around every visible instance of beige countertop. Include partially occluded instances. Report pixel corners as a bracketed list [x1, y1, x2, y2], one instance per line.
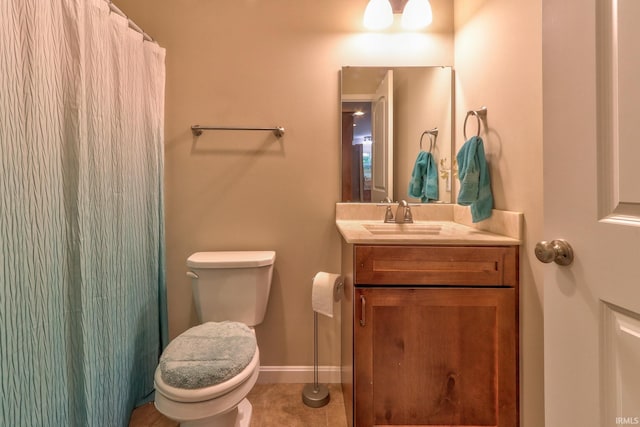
[335, 203, 522, 246]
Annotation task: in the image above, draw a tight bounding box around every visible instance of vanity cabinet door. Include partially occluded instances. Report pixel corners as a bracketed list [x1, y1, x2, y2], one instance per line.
[354, 287, 518, 427]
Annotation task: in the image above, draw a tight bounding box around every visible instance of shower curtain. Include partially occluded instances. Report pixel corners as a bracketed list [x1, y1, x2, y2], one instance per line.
[0, 0, 167, 425]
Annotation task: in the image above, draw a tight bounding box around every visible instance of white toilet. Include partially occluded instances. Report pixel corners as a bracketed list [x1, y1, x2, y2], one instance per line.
[154, 251, 276, 427]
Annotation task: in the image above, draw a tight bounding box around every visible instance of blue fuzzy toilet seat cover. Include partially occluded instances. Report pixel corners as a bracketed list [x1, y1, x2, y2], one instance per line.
[159, 321, 257, 389]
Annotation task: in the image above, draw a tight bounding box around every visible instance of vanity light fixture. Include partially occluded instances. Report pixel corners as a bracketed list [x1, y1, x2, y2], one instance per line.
[363, 0, 433, 31]
[401, 0, 432, 30]
[363, 0, 394, 30]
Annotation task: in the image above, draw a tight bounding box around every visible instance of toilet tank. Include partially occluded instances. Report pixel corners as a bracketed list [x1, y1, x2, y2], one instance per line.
[187, 251, 275, 327]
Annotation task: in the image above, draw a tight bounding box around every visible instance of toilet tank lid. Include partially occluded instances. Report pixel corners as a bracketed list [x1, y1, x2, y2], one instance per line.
[187, 251, 276, 268]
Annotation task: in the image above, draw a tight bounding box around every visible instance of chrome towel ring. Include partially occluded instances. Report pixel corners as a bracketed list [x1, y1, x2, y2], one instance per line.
[419, 127, 438, 152]
[463, 106, 487, 140]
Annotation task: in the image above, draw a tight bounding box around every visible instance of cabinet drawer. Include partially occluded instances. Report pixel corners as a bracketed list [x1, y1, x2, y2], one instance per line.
[354, 245, 518, 287]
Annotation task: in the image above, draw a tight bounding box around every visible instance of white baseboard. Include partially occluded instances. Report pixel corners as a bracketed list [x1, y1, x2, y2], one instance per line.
[258, 366, 342, 384]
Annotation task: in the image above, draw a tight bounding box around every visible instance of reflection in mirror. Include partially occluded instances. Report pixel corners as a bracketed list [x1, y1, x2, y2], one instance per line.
[341, 66, 453, 204]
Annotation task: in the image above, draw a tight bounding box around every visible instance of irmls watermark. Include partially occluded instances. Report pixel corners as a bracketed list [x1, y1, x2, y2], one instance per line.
[616, 417, 640, 425]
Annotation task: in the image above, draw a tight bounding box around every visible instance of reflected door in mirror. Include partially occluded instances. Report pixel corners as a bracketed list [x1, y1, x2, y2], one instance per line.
[342, 112, 366, 202]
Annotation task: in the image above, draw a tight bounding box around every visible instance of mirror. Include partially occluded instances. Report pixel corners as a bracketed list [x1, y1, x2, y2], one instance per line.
[341, 66, 454, 203]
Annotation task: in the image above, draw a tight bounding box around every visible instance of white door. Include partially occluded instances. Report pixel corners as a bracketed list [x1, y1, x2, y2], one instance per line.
[543, 1, 640, 426]
[371, 70, 393, 203]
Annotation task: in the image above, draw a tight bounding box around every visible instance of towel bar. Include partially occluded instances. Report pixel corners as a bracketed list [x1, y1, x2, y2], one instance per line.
[191, 125, 285, 138]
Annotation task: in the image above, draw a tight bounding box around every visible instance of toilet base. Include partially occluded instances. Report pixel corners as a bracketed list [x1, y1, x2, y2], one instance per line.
[180, 398, 252, 427]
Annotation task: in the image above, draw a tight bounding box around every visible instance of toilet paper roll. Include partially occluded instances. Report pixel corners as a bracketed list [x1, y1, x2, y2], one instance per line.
[311, 272, 343, 318]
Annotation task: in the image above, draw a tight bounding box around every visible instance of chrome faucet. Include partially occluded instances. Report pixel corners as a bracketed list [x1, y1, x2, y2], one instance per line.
[394, 200, 414, 224]
[380, 199, 414, 223]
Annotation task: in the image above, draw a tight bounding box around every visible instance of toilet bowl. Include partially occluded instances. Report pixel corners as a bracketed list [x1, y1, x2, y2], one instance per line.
[154, 251, 275, 427]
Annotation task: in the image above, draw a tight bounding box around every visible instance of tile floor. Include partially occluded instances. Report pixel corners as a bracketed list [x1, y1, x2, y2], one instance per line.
[128, 383, 348, 427]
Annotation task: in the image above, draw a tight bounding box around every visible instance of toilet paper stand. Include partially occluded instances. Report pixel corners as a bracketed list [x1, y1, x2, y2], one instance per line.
[302, 310, 330, 408]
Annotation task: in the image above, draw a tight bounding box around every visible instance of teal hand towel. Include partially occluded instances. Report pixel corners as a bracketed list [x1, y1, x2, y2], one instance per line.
[408, 151, 428, 199]
[456, 136, 493, 222]
[408, 151, 439, 203]
[423, 152, 439, 202]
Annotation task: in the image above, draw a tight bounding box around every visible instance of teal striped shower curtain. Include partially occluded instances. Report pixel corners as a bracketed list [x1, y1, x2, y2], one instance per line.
[0, 0, 167, 425]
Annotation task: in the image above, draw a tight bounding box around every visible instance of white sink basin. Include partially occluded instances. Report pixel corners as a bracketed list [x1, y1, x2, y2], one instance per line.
[363, 223, 442, 235]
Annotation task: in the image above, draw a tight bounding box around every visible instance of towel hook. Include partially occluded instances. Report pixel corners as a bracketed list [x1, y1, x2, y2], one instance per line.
[419, 128, 439, 152]
[463, 106, 487, 140]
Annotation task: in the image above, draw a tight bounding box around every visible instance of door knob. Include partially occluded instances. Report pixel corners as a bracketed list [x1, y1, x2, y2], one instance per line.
[535, 239, 574, 266]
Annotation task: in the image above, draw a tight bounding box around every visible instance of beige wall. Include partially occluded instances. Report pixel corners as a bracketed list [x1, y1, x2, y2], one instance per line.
[395, 67, 453, 203]
[114, 0, 454, 370]
[115, 1, 544, 424]
[454, 1, 545, 426]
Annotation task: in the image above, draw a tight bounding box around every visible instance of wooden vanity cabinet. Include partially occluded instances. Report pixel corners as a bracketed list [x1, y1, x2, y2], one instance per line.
[350, 245, 519, 427]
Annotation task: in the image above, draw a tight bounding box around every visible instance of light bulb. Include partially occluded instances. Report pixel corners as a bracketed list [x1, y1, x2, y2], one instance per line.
[401, 0, 433, 30]
[363, 0, 393, 30]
